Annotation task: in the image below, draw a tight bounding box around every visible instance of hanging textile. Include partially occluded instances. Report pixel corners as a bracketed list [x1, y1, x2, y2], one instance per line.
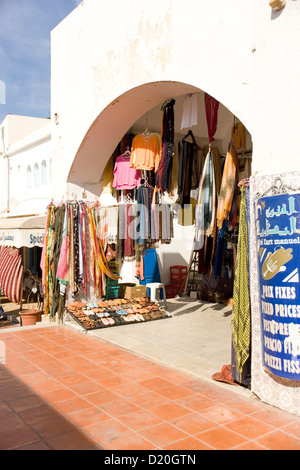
[156, 98, 175, 192]
[197, 150, 216, 237]
[181, 93, 198, 129]
[41, 203, 56, 316]
[113, 153, 141, 190]
[51, 204, 66, 320]
[177, 139, 194, 206]
[204, 92, 219, 144]
[88, 205, 121, 297]
[231, 185, 251, 374]
[130, 133, 160, 171]
[0, 246, 23, 304]
[216, 142, 238, 229]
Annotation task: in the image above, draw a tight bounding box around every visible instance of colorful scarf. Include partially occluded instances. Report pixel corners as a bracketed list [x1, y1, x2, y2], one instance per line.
[88, 205, 121, 297]
[217, 142, 237, 229]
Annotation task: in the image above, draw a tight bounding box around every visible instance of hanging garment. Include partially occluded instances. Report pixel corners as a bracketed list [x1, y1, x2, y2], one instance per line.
[124, 203, 135, 259]
[88, 205, 121, 296]
[203, 145, 221, 196]
[51, 204, 66, 320]
[156, 99, 176, 192]
[231, 186, 251, 374]
[204, 93, 219, 144]
[130, 134, 160, 171]
[102, 156, 114, 194]
[113, 154, 141, 190]
[216, 142, 237, 230]
[197, 150, 216, 237]
[56, 204, 71, 286]
[231, 122, 245, 151]
[181, 93, 198, 129]
[177, 140, 194, 206]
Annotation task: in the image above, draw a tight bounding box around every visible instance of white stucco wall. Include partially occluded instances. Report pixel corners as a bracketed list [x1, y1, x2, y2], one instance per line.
[0, 117, 52, 216]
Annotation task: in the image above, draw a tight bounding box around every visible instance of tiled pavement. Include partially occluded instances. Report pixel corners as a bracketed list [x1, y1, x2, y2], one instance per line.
[1, 325, 300, 450]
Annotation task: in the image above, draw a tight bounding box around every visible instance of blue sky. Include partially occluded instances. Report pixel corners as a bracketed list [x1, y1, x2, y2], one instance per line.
[0, 0, 80, 123]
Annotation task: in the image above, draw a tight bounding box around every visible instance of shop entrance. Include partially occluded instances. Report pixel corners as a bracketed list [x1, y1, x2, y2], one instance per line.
[50, 82, 253, 389]
[89, 89, 252, 388]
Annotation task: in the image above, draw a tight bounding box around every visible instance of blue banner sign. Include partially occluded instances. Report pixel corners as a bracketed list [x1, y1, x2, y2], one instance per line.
[256, 192, 300, 380]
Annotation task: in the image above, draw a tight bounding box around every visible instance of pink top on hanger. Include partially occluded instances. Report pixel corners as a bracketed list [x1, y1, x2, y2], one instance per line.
[113, 153, 141, 190]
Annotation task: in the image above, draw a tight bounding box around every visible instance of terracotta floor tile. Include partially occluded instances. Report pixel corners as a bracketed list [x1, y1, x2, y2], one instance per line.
[117, 409, 163, 431]
[176, 394, 217, 412]
[41, 387, 78, 404]
[45, 429, 100, 450]
[157, 383, 195, 400]
[29, 414, 75, 439]
[196, 426, 247, 450]
[171, 412, 216, 435]
[149, 402, 191, 421]
[99, 397, 141, 418]
[130, 390, 169, 409]
[68, 380, 104, 396]
[84, 417, 131, 444]
[139, 376, 174, 392]
[52, 396, 92, 415]
[282, 420, 300, 438]
[180, 378, 212, 394]
[68, 406, 111, 427]
[198, 403, 245, 424]
[6, 393, 44, 413]
[55, 372, 88, 387]
[163, 436, 213, 450]
[0, 401, 12, 417]
[256, 430, 300, 450]
[139, 422, 189, 447]
[84, 389, 120, 406]
[0, 384, 36, 402]
[101, 432, 158, 450]
[29, 378, 62, 396]
[234, 441, 268, 450]
[225, 415, 276, 440]
[251, 406, 298, 428]
[19, 404, 62, 425]
[0, 411, 26, 433]
[0, 426, 41, 450]
[17, 440, 52, 450]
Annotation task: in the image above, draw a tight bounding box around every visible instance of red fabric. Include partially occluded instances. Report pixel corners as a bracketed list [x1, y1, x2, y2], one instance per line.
[204, 93, 220, 143]
[0, 246, 23, 304]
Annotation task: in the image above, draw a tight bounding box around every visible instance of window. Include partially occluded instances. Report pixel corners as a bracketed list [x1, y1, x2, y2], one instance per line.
[41, 160, 47, 185]
[27, 165, 32, 189]
[34, 163, 39, 188]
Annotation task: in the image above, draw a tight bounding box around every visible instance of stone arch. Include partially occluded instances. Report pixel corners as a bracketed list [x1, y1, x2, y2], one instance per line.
[67, 80, 252, 193]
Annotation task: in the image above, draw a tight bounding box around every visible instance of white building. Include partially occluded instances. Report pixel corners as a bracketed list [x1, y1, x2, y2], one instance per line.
[0, 114, 52, 273]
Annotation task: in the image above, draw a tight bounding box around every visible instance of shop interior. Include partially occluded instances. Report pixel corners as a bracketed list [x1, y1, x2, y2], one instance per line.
[36, 89, 253, 386]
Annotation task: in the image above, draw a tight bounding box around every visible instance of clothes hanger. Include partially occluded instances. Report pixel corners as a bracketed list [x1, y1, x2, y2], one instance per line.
[181, 129, 198, 147]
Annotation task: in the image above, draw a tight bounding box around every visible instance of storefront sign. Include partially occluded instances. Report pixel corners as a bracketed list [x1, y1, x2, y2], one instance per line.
[256, 192, 300, 380]
[0, 230, 44, 248]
